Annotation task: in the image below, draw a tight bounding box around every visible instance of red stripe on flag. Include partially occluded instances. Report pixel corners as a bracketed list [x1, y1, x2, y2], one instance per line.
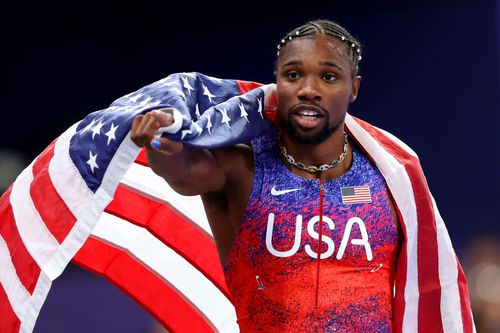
[236, 80, 263, 94]
[135, 148, 149, 167]
[0, 281, 21, 333]
[0, 186, 40, 294]
[457, 259, 473, 333]
[73, 236, 217, 333]
[236, 80, 280, 124]
[30, 141, 76, 243]
[348, 117, 443, 332]
[105, 185, 231, 301]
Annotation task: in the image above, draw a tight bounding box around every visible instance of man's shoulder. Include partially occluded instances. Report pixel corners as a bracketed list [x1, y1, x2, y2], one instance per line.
[346, 114, 419, 159]
[211, 144, 254, 174]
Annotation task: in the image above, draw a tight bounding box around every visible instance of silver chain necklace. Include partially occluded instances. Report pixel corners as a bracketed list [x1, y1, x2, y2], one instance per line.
[278, 132, 349, 173]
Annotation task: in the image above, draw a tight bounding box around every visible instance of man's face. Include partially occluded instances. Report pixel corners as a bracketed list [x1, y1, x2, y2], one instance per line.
[275, 34, 360, 144]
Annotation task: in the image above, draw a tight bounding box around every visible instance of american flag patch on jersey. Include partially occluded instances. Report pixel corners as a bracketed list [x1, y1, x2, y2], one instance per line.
[341, 185, 372, 204]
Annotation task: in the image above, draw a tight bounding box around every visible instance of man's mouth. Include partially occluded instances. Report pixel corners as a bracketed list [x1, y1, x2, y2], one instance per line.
[292, 104, 325, 116]
[296, 110, 321, 118]
[291, 105, 325, 129]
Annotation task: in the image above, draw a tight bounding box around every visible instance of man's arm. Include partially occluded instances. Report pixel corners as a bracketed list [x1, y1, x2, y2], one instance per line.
[131, 109, 225, 196]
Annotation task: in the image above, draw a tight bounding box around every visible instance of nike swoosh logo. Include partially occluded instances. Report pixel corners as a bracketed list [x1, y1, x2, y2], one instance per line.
[271, 185, 301, 196]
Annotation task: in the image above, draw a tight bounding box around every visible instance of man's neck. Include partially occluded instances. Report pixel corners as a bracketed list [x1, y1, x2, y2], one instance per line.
[279, 129, 353, 180]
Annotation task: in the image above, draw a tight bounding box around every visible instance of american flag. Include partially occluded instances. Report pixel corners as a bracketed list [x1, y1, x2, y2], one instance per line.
[0, 72, 476, 333]
[340, 185, 372, 204]
[0, 72, 275, 333]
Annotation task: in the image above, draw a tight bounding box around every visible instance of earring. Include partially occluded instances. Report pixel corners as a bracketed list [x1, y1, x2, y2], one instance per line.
[351, 95, 357, 102]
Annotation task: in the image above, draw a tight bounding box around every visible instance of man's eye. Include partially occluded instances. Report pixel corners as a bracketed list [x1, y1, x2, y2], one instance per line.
[323, 73, 337, 81]
[286, 72, 301, 80]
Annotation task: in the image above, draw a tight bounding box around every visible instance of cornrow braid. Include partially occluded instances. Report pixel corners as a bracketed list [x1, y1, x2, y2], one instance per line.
[276, 19, 362, 75]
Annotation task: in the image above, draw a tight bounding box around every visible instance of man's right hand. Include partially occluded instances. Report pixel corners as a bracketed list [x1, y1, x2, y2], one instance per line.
[130, 109, 184, 155]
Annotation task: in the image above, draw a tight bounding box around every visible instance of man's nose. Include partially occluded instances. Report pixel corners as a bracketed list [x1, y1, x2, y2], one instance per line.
[297, 77, 321, 101]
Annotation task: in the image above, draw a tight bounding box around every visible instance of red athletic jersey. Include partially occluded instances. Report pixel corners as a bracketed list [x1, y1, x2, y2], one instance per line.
[224, 135, 399, 332]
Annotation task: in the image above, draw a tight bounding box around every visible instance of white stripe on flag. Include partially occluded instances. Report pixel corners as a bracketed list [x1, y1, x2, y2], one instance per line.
[91, 213, 238, 332]
[122, 162, 212, 235]
[0, 234, 29, 323]
[99, 133, 142, 197]
[50, 123, 93, 217]
[345, 114, 419, 332]
[43, 127, 140, 280]
[19, 271, 52, 333]
[0, 229, 53, 333]
[432, 196, 463, 333]
[10, 163, 59, 268]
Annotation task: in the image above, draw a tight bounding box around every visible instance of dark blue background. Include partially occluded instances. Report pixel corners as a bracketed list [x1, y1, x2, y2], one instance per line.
[1, 1, 498, 331]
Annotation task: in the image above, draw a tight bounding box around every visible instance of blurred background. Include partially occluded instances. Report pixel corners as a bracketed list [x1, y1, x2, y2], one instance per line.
[1, 0, 499, 332]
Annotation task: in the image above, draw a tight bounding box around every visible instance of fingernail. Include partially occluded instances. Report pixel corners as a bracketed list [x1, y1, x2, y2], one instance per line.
[151, 139, 161, 149]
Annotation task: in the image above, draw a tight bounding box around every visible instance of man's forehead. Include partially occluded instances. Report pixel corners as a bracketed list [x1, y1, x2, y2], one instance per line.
[281, 34, 351, 63]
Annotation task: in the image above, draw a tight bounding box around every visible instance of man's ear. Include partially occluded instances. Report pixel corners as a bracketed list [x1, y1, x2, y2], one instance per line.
[350, 76, 362, 102]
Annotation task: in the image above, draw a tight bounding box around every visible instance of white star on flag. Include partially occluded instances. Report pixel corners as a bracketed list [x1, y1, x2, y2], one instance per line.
[191, 121, 203, 136]
[204, 113, 213, 135]
[202, 84, 216, 103]
[181, 76, 194, 95]
[104, 123, 119, 145]
[128, 93, 143, 103]
[137, 96, 153, 107]
[139, 98, 161, 109]
[238, 103, 249, 123]
[91, 120, 105, 140]
[181, 129, 192, 140]
[195, 103, 201, 119]
[257, 97, 264, 118]
[218, 108, 231, 128]
[80, 118, 96, 135]
[86, 150, 99, 173]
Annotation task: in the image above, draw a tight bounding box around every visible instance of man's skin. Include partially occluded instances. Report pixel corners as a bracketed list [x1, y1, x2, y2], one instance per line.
[131, 33, 397, 268]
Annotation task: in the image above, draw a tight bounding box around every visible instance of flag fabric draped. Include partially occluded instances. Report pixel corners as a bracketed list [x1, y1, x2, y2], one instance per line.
[344, 116, 476, 333]
[0, 72, 475, 333]
[0, 72, 274, 333]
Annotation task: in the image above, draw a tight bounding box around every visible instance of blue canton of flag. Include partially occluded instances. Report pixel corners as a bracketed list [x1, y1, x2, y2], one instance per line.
[69, 72, 274, 193]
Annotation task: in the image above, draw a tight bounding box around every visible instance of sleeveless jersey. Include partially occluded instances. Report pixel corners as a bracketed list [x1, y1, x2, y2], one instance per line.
[224, 134, 399, 333]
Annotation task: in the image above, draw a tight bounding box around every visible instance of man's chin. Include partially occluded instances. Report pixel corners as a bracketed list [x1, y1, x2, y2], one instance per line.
[289, 128, 331, 144]
[280, 117, 342, 144]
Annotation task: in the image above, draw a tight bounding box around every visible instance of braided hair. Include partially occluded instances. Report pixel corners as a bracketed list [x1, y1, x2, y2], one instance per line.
[276, 19, 362, 75]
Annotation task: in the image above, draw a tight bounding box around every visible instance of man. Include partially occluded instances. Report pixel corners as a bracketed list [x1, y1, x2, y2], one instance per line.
[131, 19, 474, 332]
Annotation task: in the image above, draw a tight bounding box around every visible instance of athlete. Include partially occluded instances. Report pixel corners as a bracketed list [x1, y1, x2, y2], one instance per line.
[131, 19, 474, 332]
